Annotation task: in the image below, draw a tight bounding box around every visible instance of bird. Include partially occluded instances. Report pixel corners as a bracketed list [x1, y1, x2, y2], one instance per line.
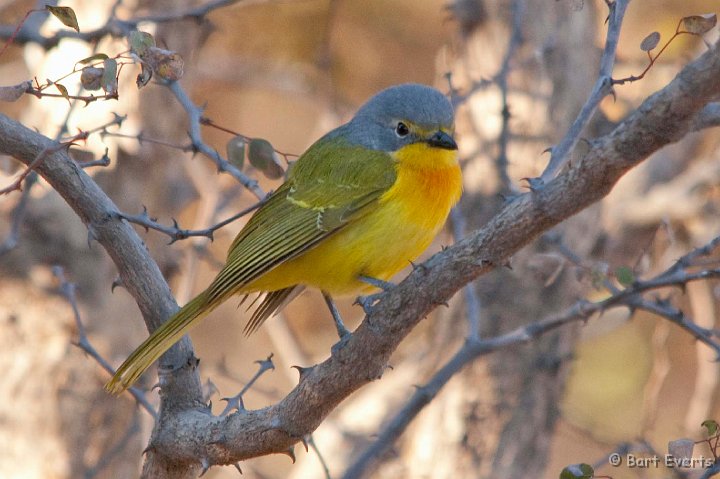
[106, 83, 462, 394]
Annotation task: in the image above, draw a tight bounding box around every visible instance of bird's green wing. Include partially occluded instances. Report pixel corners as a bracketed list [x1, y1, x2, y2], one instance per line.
[206, 137, 397, 304]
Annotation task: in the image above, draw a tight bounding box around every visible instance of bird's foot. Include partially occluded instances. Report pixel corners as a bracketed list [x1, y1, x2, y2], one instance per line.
[331, 332, 352, 356]
[355, 275, 396, 314]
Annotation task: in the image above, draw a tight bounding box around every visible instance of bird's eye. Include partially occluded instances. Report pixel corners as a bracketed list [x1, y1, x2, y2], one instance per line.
[395, 122, 409, 137]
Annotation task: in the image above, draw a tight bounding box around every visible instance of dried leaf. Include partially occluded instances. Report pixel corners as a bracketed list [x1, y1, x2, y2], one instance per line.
[144, 47, 184, 81]
[682, 13, 717, 35]
[248, 138, 284, 179]
[668, 438, 694, 460]
[136, 61, 153, 89]
[128, 31, 155, 57]
[45, 6, 79, 32]
[0, 81, 30, 102]
[640, 31, 660, 52]
[80, 67, 103, 91]
[226, 136, 246, 169]
[101, 58, 118, 96]
[77, 53, 109, 65]
[54, 82, 70, 100]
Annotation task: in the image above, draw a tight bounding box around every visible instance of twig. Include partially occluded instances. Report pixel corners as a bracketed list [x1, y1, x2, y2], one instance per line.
[449, 207, 482, 339]
[306, 435, 332, 479]
[118, 197, 266, 243]
[0, 141, 71, 194]
[534, 0, 629, 185]
[495, 0, 525, 193]
[219, 354, 275, 416]
[0, 0, 253, 50]
[76, 147, 112, 168]
[0, 173, 35, 257]
[201, 117, 299, 163]
[52, 266, 158, 419]
[84, 411, 142, 479]
[700, 461, 720, 479]
[166, 81, 265, 198]
[341, 234, 720, 479]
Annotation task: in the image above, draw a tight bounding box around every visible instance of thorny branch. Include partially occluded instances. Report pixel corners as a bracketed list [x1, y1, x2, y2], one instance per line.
[1, 9, 720, 478]
[0, 0, 251, 50]
[118, 197, 266, 244]
[53, 267, 158, 419]
[219, 354, 275, 416]
[535, 0, 629, 185]
[342, 234, 720, 479]
[166, 81, 265, 198]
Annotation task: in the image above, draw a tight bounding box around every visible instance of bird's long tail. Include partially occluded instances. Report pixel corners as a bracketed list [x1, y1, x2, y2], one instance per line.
[105, 290, 217, 394]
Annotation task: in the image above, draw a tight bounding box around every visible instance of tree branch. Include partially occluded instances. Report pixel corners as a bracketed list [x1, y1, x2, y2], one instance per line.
[0, 36, 719, 477]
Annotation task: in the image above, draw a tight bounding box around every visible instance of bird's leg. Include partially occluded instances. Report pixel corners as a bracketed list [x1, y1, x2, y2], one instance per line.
[359, 275, 396, 291]
[355, 275, 396, 315]
[322, 291, 351, 339]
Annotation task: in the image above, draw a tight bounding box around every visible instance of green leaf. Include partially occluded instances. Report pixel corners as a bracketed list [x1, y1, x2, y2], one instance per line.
[248, 138, 284, 179]
[559, 463, 594, 479]
[127, 31, 155, 57]
[0, 81, 30, 102]
[45, 6, 79, 32]
[226, 136, 246, 170]
[77, 53, 109, 65]
[640, 31, 660, 52]
[615, 266, 635, 286]
[702, 419, 719, 436]
[101, 58, 118, 96]
[682, 14, 717, 35]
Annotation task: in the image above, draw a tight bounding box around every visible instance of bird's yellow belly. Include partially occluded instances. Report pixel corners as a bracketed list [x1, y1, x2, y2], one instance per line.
[249, 147, 462, 295]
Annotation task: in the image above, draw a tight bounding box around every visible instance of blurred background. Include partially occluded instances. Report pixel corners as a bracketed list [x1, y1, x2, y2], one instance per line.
[0, 0, 719, 478]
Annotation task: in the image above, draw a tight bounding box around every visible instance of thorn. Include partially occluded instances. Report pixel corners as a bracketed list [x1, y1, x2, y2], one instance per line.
[188, 355, 201, 369]
[301, 436, 310, 452]
[199, 457, 211, 476]
[256, 353, 275, 372]
[86, 225, 98, 248]
[433, 299, 450, 308]
[524, 176, 545, 191]
[354, 291, 384, 315]
[282, 446, 296, 464]
[291, 364, 316, 381]
[233, 463, 243, 474]
[409, 260, 426, 272]
[220, 395, 245, 414]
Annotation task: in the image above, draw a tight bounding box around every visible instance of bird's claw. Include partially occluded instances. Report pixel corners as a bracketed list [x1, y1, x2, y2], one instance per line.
[354, 292, 384, 315]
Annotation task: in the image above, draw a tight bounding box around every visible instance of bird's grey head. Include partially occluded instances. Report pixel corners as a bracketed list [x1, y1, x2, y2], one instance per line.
[341, 83, 457, 152]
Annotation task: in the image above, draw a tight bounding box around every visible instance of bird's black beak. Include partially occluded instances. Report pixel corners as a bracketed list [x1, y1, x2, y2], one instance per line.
[427, 130, 458, 150]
